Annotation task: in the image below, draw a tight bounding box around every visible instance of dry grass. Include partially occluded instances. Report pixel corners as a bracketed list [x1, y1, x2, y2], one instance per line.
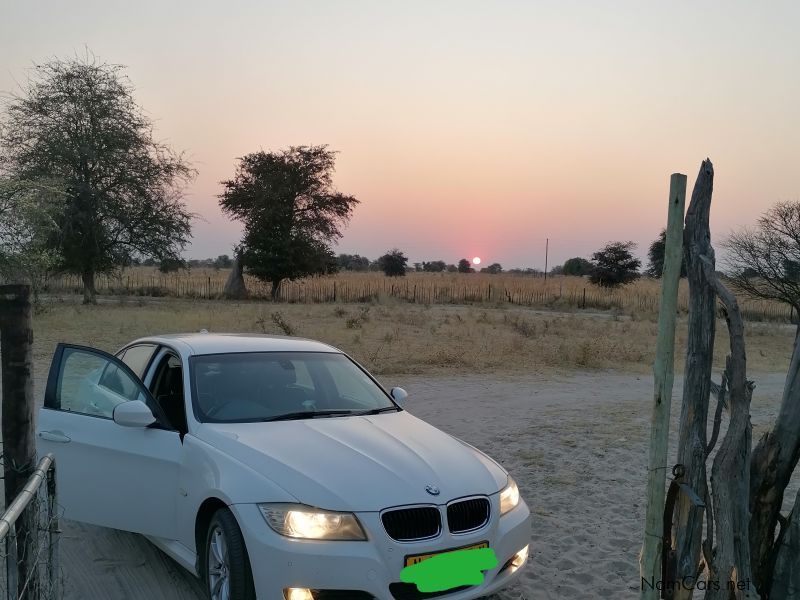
[42, 268, 794, 322]
[29, 298, 795, 394]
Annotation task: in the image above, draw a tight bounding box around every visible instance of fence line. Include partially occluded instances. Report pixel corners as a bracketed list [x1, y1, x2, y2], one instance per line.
[36, 270, 795, 323]
[0, 453, 60, 600]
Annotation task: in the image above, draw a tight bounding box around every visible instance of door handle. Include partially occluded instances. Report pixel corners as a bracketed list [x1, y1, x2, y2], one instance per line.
[38, 431, 71, 443]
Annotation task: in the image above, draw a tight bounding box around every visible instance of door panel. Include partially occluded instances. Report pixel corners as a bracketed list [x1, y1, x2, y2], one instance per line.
[37, 344, 181, 538]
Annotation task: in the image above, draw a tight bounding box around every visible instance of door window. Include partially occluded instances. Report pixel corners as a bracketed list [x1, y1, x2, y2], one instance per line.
[48, 346, 149, 419]
[118, 344, 158, 378]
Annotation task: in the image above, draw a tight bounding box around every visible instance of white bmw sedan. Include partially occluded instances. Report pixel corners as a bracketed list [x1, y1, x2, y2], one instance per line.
[37, 333, 530, 600]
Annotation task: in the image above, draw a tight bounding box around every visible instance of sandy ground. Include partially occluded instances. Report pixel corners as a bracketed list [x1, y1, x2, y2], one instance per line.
[39, 369, 796, 600]
[402, 371, 797, 600]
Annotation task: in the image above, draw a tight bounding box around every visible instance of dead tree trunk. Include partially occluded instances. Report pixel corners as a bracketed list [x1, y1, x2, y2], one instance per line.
[0, 284, 40, 599]
[223, 253, 247, 300]
[700, 259, 757, 600]
[749, 322, 800, 597]
[771, 488, 800, 600]
[672, 159, 717, 599]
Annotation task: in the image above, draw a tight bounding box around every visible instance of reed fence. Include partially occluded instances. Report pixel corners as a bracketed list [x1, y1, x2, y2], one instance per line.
[38, 269, 795, 323]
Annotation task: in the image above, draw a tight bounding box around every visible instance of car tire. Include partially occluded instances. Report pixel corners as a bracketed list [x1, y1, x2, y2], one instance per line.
[204, 507, 256, 600]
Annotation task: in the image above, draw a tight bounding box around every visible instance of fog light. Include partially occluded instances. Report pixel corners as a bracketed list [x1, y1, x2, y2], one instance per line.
[511, 544, 529, 569]
[285, 588, 313, 600]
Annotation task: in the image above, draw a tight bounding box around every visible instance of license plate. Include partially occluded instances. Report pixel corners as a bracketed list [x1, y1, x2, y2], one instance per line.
[404, 541, 489, 567]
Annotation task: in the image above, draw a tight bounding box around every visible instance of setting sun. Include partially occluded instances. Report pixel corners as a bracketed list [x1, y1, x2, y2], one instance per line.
[472, 257, 481, 265]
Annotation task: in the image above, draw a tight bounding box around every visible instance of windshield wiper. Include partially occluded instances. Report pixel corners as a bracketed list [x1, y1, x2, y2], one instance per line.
[353, 406, 401, 416]
[260, 410, 357, 422]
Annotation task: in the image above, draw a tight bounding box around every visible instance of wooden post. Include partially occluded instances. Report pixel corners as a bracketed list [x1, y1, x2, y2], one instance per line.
[544, 238, 549, 281]
[46, 463, 60, 599]
[672, 160, 716, 600]
[0, 284, 39, 599]
[640, 174, 687, 599]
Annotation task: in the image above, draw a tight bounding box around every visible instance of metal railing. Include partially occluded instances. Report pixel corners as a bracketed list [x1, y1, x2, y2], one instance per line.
[0, 454, 60, 600]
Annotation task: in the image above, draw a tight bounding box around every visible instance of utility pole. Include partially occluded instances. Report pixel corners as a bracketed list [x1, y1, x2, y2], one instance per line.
[544, 238, 549, 281]
[640, 174, 687, 599]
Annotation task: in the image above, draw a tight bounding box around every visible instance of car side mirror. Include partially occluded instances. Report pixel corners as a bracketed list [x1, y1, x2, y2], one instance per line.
[390, 387, 408, 406]
[113, 400, 156, 428]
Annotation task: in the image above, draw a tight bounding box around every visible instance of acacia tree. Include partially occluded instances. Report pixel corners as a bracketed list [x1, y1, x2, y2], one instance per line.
[0, 179, 61, 298]
[589, 241, 641, 288]
[646, 229, 689, 278]
[337, 254, 370, 271]
[458, 258, 471, 273]
[724, 200, 800, 596]
[725, 201, 800, 313]
[422, 260, 446, 272]
[219, 146, 358, 299]
[378, 249, 408, 277]
[562, 257, 592, 276]
[0, 56, 194, 303]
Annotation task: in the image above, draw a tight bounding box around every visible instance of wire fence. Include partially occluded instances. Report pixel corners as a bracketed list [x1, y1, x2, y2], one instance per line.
[0, 453, 61, 600]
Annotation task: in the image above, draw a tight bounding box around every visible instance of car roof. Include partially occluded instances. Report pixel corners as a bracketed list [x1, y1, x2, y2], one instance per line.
[126, 333, 341, 357]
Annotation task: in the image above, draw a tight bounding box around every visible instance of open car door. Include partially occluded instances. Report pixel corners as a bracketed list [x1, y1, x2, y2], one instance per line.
[37, 343, 182, 539]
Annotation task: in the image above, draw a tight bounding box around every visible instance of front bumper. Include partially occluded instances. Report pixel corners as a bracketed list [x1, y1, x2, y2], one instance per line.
[232, 497, 531, 600]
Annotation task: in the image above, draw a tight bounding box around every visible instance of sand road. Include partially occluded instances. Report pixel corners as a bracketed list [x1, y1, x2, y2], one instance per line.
[41, 371, 796, 599]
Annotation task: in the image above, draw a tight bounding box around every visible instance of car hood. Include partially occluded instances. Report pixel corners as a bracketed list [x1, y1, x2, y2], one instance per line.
[196, 411, 508, 511]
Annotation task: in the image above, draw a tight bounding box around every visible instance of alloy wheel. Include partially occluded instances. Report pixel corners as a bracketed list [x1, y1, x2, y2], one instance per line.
[207, 524, 231, 600]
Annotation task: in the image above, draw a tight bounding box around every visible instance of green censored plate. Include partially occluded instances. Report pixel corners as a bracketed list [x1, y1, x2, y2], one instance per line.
[400, 547, 499, 593]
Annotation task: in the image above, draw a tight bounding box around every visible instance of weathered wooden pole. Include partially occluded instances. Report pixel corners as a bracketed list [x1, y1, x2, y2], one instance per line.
[544, 238, 549, 281]
[640, 173, 687, 599]
[699, 257, 758, 599]
[0, 284, 39, 599]
[673, 160, 716, 600]
[772, 488, 800, 599]
[750, 310, 800, 595]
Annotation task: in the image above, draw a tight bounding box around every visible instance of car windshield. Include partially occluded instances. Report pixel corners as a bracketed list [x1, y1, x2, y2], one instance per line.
[190, 352, 398, 423]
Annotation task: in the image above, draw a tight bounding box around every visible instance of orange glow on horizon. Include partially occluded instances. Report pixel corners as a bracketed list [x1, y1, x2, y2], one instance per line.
[3, 2, 797, 268]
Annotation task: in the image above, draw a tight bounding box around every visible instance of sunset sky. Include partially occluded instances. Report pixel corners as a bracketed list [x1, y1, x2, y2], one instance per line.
[2, 1, 799, 269]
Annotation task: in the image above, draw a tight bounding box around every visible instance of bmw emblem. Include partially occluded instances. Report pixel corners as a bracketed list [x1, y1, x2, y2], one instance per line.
[425, 485, 440, 496]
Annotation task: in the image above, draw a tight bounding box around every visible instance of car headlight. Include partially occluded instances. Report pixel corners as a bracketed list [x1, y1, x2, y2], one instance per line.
[499, 476, 520, 515]
[258, 503, 367, 540]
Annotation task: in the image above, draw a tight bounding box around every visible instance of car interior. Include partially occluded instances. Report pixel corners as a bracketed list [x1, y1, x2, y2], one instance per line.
[150, 353, 188, 435]
[194, 358, 315, 420]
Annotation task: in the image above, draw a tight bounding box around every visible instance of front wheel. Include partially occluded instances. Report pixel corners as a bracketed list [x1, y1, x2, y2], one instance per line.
[204, 508, 256, 600]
